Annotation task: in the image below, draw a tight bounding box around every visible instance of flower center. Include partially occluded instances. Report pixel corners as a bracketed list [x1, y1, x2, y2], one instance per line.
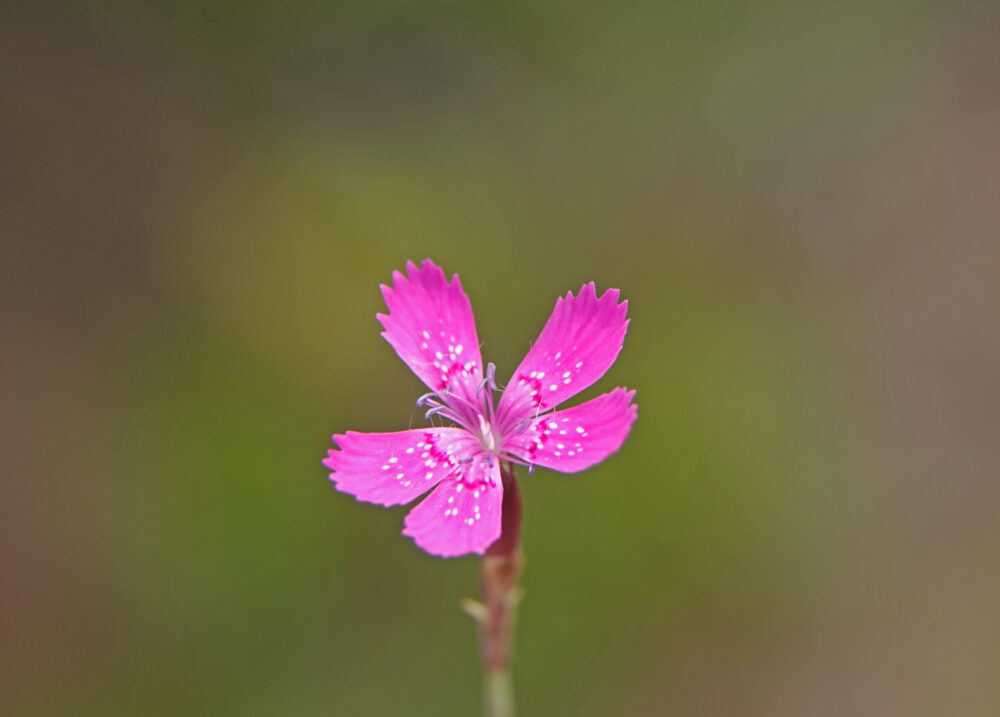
[477, 414, 498, 453]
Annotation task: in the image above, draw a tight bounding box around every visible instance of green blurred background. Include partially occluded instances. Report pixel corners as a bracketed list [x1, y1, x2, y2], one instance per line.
[3, 1, 999, 715]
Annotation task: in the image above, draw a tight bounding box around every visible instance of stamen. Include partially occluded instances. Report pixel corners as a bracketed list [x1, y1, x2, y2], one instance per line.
[482, 362, 498, 427]
[501, 453, 532, 470]
[476, 362, 498, 396]
[424, 404, 459, 422]
[414, 366, 502, 437]
[511, 416, 534, 435]
[415, 392, 439, 407]
[426, 389, 480, 434]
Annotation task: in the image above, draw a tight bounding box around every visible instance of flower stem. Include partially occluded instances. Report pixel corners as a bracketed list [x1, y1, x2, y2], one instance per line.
[475, 461, 522, 717]
[484, 669, 514, 717]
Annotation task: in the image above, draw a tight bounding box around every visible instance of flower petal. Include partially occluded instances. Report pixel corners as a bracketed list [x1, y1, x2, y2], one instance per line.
[496, 283, 629, 430]
[324, 428, 478, 506]
[503, 387, 637, 473]
[377, 259, 483, 402]
[402, 456, 503, 557]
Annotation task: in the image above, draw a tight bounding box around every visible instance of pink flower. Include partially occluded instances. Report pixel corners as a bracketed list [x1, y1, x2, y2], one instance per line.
[324, 259, 637, 557]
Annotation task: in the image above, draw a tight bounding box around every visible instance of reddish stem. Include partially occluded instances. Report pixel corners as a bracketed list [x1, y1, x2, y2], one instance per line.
[477, 461, 523, 672]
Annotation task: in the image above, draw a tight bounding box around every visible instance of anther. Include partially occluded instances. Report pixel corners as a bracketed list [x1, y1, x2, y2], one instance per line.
[424, 405, 449, 420]
[477, 362, 499, 396]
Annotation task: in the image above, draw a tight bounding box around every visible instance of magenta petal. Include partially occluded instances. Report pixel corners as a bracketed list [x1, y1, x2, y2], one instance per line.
[402, 457, 503, 557]
[496, 282, 629, 428]
[377, 259, 483, 400]
[324, 428, 478, 506]
[503, 387, 637, 473]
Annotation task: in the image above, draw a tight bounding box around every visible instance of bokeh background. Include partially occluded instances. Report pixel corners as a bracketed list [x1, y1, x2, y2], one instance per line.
[3, 1, 999, 715]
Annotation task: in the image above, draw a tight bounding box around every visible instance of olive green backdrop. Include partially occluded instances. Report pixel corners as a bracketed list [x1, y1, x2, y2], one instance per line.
[4, 1, 998, 715]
